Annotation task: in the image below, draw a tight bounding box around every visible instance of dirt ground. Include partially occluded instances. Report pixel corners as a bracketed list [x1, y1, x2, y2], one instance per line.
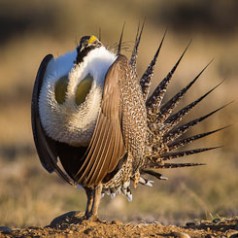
[0, 213, 237, 238]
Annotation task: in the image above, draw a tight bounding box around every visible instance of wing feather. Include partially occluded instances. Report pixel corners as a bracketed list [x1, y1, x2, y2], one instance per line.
[76, 55, 127, 186]
[31, 54, 75, 185]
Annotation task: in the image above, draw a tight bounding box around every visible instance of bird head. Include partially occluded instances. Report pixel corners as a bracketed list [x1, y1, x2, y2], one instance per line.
[75, 35, 102, 64]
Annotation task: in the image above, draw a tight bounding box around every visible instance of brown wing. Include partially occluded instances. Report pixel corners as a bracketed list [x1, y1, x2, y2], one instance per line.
[76, 55, 127, 187]
[31, 54, 75, 185]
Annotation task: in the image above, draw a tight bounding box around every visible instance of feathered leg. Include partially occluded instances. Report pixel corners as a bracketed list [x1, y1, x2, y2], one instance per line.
[85, 184, 103, 221]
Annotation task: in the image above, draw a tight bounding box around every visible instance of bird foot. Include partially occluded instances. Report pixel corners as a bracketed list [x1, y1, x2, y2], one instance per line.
[49, 211, 104, 229]
[84, 213, 104, 223]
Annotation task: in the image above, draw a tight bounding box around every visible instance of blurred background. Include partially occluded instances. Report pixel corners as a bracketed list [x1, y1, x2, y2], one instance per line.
[0, 0, 237, 227]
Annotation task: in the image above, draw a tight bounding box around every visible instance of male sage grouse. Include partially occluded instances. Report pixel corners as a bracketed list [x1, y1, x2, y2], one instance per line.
[31, 25, 226, 220]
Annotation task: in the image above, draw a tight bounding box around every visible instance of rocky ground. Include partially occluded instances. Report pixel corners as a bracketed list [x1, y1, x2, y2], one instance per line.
[0, 213, 237, 238]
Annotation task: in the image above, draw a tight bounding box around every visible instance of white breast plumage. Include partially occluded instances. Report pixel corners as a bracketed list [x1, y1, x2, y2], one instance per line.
[39, 46, 116, 146]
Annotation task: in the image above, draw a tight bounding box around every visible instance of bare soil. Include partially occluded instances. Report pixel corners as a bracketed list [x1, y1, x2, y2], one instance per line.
[0, 213, 237, 238]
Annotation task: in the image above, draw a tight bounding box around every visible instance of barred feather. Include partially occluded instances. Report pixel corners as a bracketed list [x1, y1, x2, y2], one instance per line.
[161, 146, 221, 160]
[162, 81, 224, 134]
[142, 169, 168, 180]
[129, 20, 145, 74]
[146, 42, 191, 118]
[137, 36, 229, 183]
[140, 30, 166, 100]
[148, 162, 206, 169]
[168, 126, 229, 151]
[163, 103, 231, 144]
[156, 60, 213, 125]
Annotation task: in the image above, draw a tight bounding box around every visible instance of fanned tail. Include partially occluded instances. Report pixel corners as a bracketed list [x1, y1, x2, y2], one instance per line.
[144, 83, 229, 180]
[114, 27, 228, 185]
[136, 36, 229, 182]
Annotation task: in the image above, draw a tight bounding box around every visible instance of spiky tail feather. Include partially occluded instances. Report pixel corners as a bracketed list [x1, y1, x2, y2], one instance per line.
[137, 40, 229, 181]
[117, 22, 126, 55]
[140, 30, 167, 100]
[162, 81, 225, 135]
[129, 20, 145, 77]
[168, 126, 229, 151]
[154, 60, 213, 128]
[163, 102, 231, 145]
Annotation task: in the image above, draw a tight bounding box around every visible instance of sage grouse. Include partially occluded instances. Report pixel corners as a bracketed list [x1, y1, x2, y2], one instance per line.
[32, 25, 226, 220]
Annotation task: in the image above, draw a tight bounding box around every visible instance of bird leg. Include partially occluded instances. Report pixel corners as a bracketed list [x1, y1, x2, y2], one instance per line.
[91, 183, 103, 218]
[84, 183, 103, 221]
[85, 187, 94, 218]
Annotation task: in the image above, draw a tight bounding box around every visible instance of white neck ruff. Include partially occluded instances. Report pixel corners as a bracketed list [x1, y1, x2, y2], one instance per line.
[39, 46, 116, 146]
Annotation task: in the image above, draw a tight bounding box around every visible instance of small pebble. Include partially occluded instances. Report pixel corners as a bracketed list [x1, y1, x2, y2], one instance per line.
[185, 222, 196, 227]
[0, 226, 12, 234]
[212, 218, 221, 223]
[111, 220, 123, 225]
[84, 228, 93, 235]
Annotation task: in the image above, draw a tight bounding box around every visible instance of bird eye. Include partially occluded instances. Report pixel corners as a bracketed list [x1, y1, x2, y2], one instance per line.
[55, 75, 68, 104]
[75, 74, 93, 106]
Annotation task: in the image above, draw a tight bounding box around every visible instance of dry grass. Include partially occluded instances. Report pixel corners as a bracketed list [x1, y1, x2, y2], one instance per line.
[0, 0, 237, 228]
